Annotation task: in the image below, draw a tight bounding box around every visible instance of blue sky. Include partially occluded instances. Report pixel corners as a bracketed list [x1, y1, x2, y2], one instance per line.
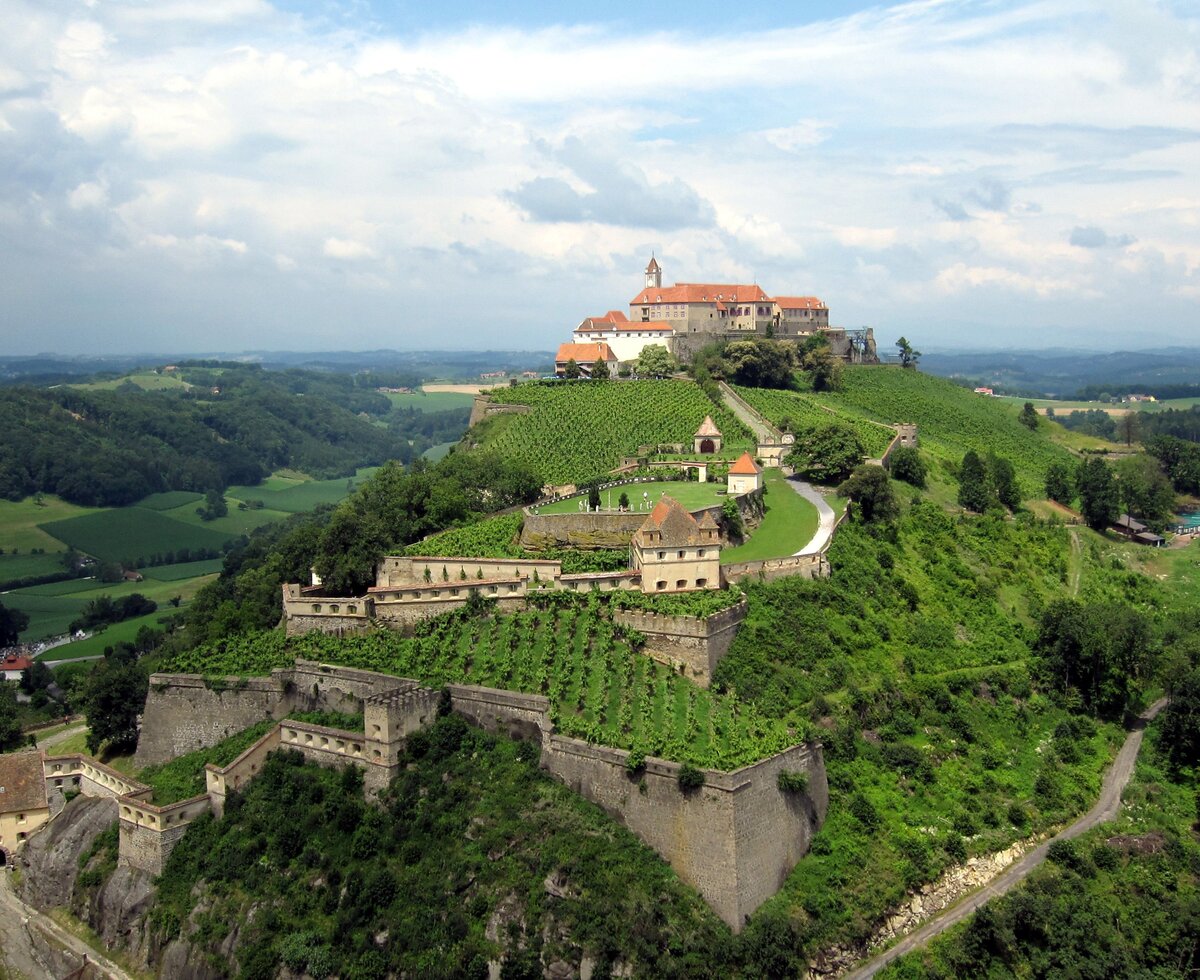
[1, 0, 1198, 355]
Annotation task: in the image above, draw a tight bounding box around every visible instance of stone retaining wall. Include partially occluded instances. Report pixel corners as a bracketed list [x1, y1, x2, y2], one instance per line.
[722, 552, 829, 585]
[612, 599, 748, 686]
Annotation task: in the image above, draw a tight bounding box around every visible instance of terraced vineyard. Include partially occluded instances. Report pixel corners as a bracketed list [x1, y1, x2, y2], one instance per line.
[733, 385, 895, 458]
[481, 380, 753, 484]
[817, 367, 1076, 490]
[160, 603, 793, 770]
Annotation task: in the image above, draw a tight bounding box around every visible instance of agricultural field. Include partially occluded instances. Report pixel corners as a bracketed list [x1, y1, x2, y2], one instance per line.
[156, 497, 292, 537]
[732, 385, 895, 458]
[136, 491, 204, 511]
[0, 495, 101, 553]
[159, 602, 794, 770]
[537, 480, 727, 514]
[480, 380, 754, 485]
[721, 469, 820, 563]
[6, 567, 217, 644]
[225, 466, 380, 513]
[41, 508, 234, 565]
[69, 369, 192, 392]
[382, 389, 476, 413]
[816, 367, 1076, 493]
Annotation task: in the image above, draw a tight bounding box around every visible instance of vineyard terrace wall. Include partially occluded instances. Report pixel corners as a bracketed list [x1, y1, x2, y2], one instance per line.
[612, 600, 748, 687]
[135, 660, 827, 930]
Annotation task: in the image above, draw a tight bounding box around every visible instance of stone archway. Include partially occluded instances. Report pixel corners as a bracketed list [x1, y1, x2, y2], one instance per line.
[0, 847, 8, 867]
[699, 438, 715, 454]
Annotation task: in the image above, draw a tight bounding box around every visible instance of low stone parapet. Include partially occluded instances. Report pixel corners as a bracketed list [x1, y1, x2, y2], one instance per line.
[612, 599, 748, 686]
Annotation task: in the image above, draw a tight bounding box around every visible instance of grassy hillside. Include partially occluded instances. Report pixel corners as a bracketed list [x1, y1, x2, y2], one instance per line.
[158, 599, 791, 770]
[733, 385, 895, 458]
[817, 367, 1076, 493]
[479, 380, 754, 484]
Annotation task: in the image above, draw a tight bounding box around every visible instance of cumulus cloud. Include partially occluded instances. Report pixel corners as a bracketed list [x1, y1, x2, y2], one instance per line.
[1068, 226, 1137, 248]
[508, 139, 715, 230]
[1, 0, 1199, 353]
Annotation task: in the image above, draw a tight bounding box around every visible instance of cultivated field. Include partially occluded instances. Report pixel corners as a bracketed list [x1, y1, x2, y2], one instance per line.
[382, 390, 476, 413]
[481, 380, 754, 484]
[159, 603, 794, 770]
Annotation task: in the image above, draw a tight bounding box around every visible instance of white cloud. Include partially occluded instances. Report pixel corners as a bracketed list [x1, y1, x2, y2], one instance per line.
[1, 0, 1199, 352]
[323, 238, 376, 260]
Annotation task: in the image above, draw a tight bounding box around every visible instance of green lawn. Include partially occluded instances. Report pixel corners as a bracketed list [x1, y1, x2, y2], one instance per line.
[721, 469, 819, 563]
[536, 480, 728, 514]
[421, 441, 458, 462]
[2, 592, 91, 640]
[384, 390, 476, 413]
[0, 495, 100, 553]
[41, 508, 233, 564]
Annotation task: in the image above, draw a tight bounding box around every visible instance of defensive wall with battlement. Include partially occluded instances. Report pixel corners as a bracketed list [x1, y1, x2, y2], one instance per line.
[612, 599, 748, 687]
[126, 661, 826, 930]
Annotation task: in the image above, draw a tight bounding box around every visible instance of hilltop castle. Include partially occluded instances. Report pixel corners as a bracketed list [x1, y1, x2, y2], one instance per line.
[557, 257, 878, 372]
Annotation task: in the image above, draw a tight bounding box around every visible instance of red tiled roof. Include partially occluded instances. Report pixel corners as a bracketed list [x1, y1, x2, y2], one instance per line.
[729, 451, 761, 475]
[0, 752, 48, 814]
[1, 654, 33, 673]
[615, 321, 671, 332]
[555, 342, 616, 363]
[630, 283, 772, 305]
[774, 296, 826, 310]
[645, 257, 661, 273]
[636, 496, 708, 546]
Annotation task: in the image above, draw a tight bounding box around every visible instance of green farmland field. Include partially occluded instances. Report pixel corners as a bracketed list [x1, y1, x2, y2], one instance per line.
[0, 495, 100, 553]
[144, 558, 225, 581]
[226, 466, 381, 513]
[0, 552, 69, 587]
[137, 491, 204, 511]
[40, 508, 234, 564]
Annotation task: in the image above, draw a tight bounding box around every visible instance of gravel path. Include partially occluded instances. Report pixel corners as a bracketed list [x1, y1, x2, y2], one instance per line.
[784, 479, 837, 556]
[843, 697, 1169, 979]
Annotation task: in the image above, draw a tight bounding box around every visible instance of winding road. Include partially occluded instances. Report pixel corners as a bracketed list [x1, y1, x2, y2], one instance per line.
[785, 479, 838, 556]
[842, 697, 1169, 979]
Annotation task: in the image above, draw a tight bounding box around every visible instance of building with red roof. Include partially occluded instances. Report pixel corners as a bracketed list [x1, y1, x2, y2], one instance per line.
[630, 496, 722, 594]
[727, 452, 763, 495]
[554, 342, 618, 378]
[1, 653, 33, 682]
[0, 751, 50, 859]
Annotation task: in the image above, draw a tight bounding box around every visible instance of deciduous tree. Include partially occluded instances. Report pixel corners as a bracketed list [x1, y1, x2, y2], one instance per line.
[786, 424, 866, 484]
[957, 450, 991, 512]
[838, 465, 899, 523]
[1076, 456, 1120, 530]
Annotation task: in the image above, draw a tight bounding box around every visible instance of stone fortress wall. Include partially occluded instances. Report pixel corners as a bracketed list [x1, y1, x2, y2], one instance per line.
[122, 660, 826, 931]
[612, 600, 748, 687]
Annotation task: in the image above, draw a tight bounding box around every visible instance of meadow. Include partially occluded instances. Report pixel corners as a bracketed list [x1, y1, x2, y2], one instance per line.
[481, 380, 753, 484]
[382, 389, 476, 413]
[158, 600, 794, 771]
[41, 508, 234, 564]
[225, 466, 381, 513]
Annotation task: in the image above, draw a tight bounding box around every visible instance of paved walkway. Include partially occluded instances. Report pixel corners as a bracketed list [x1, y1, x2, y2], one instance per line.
[843, 698, 1169, 979]
[717, 382, 777, 442]
[0, 868, 132, 980]
[785, 479, 837, 556]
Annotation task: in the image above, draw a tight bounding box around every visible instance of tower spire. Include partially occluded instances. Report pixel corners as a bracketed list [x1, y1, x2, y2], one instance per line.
[644, 254, 662, 289]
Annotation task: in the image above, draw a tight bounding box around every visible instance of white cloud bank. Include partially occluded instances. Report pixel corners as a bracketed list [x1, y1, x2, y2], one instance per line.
[0, 0, 1198, 353]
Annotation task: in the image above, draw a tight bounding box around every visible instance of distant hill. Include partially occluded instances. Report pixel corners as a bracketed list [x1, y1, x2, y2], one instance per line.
[0, 363, 468, 507]
[920, 347, 1200, 399]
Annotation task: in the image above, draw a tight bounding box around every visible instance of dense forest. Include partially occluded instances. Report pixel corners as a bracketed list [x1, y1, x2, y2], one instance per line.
[0, 363, 468, 506]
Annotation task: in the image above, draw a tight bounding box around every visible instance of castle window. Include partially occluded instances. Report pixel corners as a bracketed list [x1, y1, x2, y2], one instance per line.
[677, 580, 687, 589]
[657, 581, 667, 590]
[698, 549, 706, 558]
[677, 550, 685, 558]
[312, 604, 322, 613]
[657, 551, 665, 560]
[696, 578, 707, 587]
[348, 605, 356, 614]
[330, 604, 339, 613]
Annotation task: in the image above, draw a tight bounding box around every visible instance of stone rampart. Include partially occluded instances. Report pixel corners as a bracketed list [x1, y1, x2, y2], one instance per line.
[119, 798, 207, 876]
[205, 725, 281, 817]
[722, 552, 829, 585]
[612, 599, 748, 687]
[282, 584, 372, 637]
[541, 734, 826, 930]
[43, 755, 148, 802]
[520, 511, 648, 550]
[135, 673, 289, 767]
[880, 423, 919, 467]
[447, 684, 551, 742]
[468, 396, 529, 428]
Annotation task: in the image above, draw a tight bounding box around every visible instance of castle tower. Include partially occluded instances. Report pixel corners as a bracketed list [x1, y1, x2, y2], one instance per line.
[645, 255, 662, 290]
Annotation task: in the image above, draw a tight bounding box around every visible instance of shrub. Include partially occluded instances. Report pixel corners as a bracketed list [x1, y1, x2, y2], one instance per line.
[778, 771, 809, 793]
[888, 446, 927, 487]
[677, 764, 705, 790]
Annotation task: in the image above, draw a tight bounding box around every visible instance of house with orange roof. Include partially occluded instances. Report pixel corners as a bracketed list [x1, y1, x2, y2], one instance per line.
[554, 342, 618, 378]
[727, 452, 763, 495]
[571, 309, 674, 363]
[630, 496, 721, 594]
[0, 752, 50, 861]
